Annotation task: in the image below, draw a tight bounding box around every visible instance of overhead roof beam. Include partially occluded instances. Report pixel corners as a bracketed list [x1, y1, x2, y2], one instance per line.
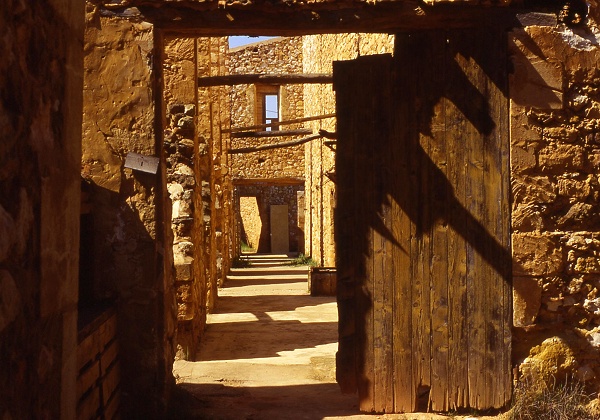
[135, 3, 520, 35]
[198, 73, 333, 87]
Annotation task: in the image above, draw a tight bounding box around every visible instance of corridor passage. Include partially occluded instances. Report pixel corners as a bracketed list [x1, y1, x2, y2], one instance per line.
[170, 255, 492, 419]
[171, 254, 361, 419]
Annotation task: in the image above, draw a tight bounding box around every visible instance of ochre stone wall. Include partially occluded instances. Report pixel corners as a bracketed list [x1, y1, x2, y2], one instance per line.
[81, 8, 175, 416]
[228, 37, 305, 180]
[228, 37, 306, 256]
[0, 0, 84, 418]
[302, 34, 394, 266]
[164, 36, 204, 360]
[239, 195, 262, 250]
[509, 20, 600, 391]
[197, 36, 233, 310]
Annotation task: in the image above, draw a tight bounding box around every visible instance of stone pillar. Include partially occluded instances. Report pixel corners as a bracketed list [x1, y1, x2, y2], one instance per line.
[164, 36, 205, 360]
[0, 0, 84, 418]
[81, 8, 174, 416]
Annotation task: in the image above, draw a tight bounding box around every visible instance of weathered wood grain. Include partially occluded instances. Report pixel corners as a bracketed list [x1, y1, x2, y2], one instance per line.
[334, 30, 510, 413]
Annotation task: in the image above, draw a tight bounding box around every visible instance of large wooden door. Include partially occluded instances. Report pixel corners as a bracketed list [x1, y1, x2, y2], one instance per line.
[334, 30, 511, 413]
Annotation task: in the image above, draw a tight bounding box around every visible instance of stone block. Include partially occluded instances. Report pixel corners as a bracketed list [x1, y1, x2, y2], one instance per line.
[556, 202, 595, 228]
[510, 105, 542, 147]
[512, 203, 545, 232]
[513, 277, 542, 326]
[512, 175, 557, 205]
[177, 302, 195, 321]
[520, 336, 579, 385]
[557, 177, 593, 200]
[511, 145, 537, 173]
[513, 233, 564, 276]
[175, 261, 193, 281]
[538, 144, 586, 172]
[544, 126, 580, 143]
[176, 283, 193, 303]
[510, 58, 563, 109]
[575, 256, 600, 274]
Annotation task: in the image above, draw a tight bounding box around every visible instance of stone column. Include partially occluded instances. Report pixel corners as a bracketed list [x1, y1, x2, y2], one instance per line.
[81, 8, 174, 416]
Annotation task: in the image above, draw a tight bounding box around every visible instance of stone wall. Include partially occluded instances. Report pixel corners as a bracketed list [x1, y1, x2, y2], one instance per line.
[164, 36, 203, 360]
[81, 7, 175, 416]
[0, 0, 83, 418]
[239, 195, 262, 250]
[302, 34, 394, 266]
[165, 35, 233, 358]
[197, 36, 232, 311]
[509, 16, 600, 392]
[228, 37, 305, 180]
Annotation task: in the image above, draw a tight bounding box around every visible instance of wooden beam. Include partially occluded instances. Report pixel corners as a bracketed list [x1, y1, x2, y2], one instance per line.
[138, 4, 519, 36]
[233, 177, 304, 186]
[231, 128, 312, 138]
[198, 73, 332, 87]
[222, 113, 335, 134]
[228, 133, 321, 154]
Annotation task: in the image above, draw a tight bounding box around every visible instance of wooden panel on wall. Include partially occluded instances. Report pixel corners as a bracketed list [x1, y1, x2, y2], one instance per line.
[334, 28, 511, 413]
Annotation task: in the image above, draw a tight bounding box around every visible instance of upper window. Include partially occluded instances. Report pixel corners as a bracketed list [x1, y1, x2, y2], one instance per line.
[255, 85, 280, 131]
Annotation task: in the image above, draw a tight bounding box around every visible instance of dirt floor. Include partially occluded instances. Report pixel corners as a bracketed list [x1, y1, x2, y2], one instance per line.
[171, 254, 502, 420]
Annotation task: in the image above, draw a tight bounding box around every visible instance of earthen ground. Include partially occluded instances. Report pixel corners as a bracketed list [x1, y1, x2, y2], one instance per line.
[171, 254, 501, 420]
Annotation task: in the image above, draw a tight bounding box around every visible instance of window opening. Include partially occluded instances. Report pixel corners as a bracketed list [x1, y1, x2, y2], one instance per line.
[264, 93, 279, 131]
[255, 85, 280, 131]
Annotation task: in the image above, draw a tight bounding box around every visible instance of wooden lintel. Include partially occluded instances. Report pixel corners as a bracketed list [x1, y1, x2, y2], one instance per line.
[228, 133, 321, 154]
[198, 73, 332, 87]
[138, 4, 519, 36]
[233, 177, 305, 186]
[223, 113, 335, 134]
[231, 128, 312, 139]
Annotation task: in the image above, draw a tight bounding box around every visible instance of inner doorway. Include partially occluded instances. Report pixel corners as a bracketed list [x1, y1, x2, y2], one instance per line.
[270, 204, 289, 253]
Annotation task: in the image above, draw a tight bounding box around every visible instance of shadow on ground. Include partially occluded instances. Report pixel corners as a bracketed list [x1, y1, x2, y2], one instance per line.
[169, 382, 360, 420]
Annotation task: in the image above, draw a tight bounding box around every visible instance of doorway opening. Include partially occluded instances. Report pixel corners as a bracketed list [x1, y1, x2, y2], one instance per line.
[169, 32, 394, 418]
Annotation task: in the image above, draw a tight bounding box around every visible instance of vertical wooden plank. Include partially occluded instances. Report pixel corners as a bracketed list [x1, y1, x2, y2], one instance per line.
[498, 30, 513, 410]
[428, 32, 450, 412]
[392, 33, 416, 413]
[480, 29, 498, 409]
[335, 56, 397, 411]
[445, 32, 470, 410]
[410, 32, 433, 406]
[357, 58, 374, 413]
[463, 36, 487, 409]
[333, 60, 358, 395]
[481, 29, 512, 409]
[372, 56, 395, 413]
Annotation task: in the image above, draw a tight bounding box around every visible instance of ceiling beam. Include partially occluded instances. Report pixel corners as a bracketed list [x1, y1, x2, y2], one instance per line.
[132, 3, 520, 35]
[198, 73, 333, 87]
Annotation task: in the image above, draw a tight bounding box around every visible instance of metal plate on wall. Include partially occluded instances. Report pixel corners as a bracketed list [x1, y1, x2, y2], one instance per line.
[124, 152, 160, 174]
